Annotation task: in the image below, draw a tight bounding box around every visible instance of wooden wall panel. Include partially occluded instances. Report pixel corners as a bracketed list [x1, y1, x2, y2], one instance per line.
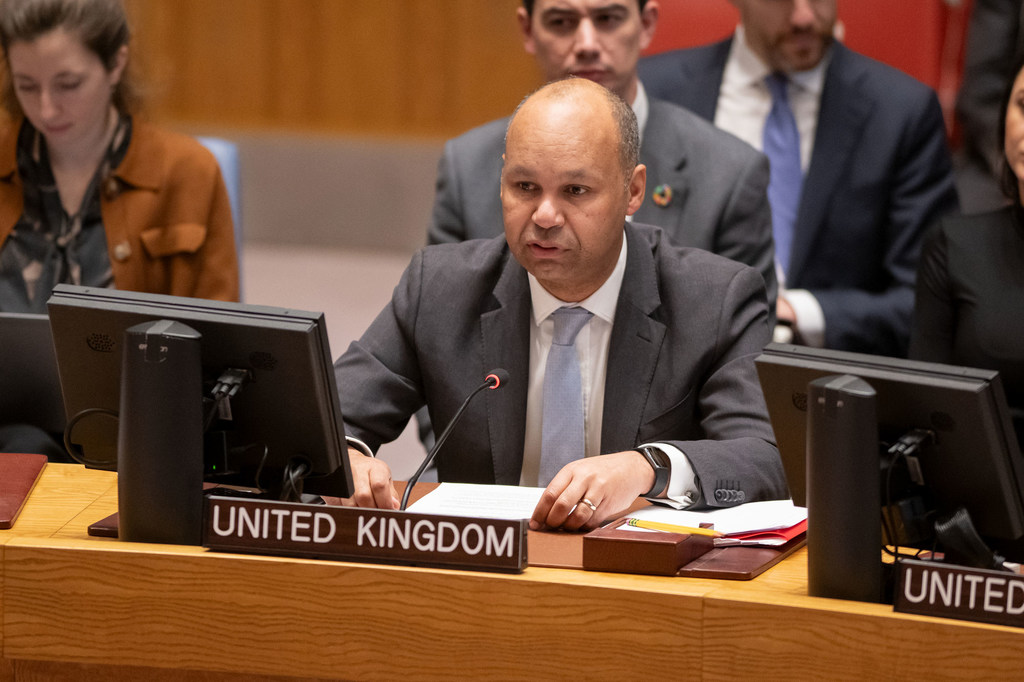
[121, 0, 541, 139]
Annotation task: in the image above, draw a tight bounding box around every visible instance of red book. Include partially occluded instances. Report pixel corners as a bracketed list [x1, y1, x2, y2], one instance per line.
[0, 452, 47, 529]
[715, 519, 807, 547]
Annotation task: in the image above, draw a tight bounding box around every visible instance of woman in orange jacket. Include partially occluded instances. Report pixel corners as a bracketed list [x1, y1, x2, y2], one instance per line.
[0, 0, 239, 313]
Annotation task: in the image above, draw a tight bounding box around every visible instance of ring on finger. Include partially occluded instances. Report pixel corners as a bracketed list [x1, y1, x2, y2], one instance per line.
[579, 497, 597, 512]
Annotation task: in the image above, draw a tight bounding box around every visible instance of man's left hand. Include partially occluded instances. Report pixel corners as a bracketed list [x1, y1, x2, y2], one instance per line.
[530, 450, 655, 532]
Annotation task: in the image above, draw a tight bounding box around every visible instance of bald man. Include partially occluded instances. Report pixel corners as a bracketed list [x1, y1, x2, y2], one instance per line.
[333, 79, 786, 530]
[430, 0, 777, 308]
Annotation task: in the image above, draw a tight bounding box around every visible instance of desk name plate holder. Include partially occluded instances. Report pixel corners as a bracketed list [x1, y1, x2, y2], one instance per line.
[894, 558, 1024, 629]
[203, 496, 528, 573]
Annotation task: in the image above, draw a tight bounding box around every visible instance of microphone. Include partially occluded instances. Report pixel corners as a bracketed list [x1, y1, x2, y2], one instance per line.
[399, 369, 509, 511]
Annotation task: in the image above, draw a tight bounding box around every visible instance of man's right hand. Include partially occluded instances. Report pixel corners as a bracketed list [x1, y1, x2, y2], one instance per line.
[322, 448, 399, 509]
[776, 294, 797, 326]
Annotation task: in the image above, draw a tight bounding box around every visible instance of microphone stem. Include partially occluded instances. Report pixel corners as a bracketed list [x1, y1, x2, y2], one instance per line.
[400, 380, 493, 511]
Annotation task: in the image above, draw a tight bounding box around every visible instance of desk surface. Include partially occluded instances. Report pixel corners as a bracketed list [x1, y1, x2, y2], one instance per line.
[2, 464, 1024, 681]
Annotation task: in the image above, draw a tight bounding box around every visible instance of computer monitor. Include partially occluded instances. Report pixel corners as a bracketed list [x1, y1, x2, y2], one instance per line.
[755, 343, 1024, 549]
[46, 284, 354, 500]
[0, 312, 65, 435]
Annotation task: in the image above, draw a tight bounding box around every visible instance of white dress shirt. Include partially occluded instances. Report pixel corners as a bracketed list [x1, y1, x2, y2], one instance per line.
[715, 26, 830, 347]
[518, 233, 700, 505]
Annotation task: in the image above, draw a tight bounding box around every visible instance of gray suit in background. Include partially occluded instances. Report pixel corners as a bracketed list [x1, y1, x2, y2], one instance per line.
[335, 222, 787, 507]
[427, 97, 778, 307]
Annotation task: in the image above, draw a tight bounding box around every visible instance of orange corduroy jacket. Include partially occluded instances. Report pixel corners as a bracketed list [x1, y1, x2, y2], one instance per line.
[0, 118, 239, 302]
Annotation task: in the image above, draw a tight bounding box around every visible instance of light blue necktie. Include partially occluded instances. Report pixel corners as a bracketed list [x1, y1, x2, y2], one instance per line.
[539, 306, 593, 487]
[763, 72, 804, 276]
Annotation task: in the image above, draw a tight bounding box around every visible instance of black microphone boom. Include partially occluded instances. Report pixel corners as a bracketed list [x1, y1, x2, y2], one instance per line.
[399, 369, 509, 511]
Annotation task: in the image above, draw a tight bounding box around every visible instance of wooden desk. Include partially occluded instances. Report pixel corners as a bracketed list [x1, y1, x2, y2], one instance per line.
[2, 465, 1023, 681]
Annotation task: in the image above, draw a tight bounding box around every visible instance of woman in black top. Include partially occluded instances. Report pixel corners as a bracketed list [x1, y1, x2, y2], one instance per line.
[911, 54, 1024, 442]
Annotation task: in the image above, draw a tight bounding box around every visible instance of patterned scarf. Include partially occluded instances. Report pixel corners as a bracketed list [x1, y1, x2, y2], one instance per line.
[0, 115, 132, 312]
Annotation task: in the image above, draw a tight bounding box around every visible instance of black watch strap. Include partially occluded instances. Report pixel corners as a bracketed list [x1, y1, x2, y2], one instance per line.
[638, 446, 670, 497]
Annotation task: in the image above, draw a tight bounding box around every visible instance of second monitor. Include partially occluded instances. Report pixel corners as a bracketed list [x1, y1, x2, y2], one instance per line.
[756, 342, 1024, 543]
[47, 284, 354, 501]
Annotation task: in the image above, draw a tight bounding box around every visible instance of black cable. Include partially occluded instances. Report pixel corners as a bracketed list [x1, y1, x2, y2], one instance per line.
[882, 447, 924, 561]
[202, 368, 251, 431]
[882, 430, 936, 560]
[279, 459, 311, 502]
[882, 447, 903, 558]
[202, 396, 226, 432]
[63, 408, 119, 470]
[249, 444, 270, 490]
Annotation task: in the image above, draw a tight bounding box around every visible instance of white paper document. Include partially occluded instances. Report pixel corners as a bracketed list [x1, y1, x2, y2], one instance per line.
[625, 499, 807, 536]
[407, 483, 544, 520]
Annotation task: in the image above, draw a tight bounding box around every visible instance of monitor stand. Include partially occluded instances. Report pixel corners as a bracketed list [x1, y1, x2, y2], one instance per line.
[806, 374, 886, 603]
[117, 320, 205, 545]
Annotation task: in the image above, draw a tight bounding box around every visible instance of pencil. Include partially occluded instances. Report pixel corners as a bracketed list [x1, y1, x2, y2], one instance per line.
[626, 518, 723, 537]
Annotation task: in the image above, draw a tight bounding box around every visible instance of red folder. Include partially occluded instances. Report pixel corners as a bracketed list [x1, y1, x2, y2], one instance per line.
[0, 452, 47, 529]
[716, 519, 808, 547]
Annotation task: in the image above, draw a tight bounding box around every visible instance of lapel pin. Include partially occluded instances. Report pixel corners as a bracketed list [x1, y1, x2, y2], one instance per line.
[652, 184, 673, 208]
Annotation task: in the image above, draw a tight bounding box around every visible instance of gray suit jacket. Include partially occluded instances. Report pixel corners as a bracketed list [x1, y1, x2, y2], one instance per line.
[427, 97, 778, 308]
[335, 222, 787, 507]
[640, 41, 960, 357]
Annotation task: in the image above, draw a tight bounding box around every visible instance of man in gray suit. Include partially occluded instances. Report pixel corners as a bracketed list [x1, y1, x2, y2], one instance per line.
[428, 0, 778, 306]
[333, 79, 786, 531]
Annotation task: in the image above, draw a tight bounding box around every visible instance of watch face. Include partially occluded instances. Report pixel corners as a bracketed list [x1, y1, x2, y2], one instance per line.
[644, 447, 668, 469]
[640, 447, 670, 497]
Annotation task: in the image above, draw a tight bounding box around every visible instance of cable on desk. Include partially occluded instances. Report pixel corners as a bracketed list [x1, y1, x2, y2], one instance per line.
[63, 407, 119, 470]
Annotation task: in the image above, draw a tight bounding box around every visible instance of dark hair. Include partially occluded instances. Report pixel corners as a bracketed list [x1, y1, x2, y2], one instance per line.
[998, 54, 1024, 206]
[0, 0, 138, 116]
[507, 77, 640, 183]
[522, 0, 647, 15]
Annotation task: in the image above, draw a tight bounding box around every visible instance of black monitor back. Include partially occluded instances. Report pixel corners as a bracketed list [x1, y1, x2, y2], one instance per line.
[756, 343, 1024, 542]
[0, 312, 65, 434]
[47, 284, 353, 497]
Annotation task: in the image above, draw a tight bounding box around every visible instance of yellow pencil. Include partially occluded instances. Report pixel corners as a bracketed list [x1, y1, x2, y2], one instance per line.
[626, 518, 722, 537]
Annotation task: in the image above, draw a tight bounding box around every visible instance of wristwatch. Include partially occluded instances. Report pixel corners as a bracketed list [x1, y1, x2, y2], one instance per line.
[638, 446, 670, 498]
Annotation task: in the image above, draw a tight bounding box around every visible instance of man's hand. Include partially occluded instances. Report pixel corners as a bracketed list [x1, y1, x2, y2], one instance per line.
[322, 447, 399, 509]
[530, 450, 655, 532]
[776, 295, 797, 325]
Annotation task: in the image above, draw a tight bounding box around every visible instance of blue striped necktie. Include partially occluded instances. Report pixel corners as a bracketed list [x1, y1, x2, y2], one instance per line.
[539, 306, 593, 487]
[763, 72, 804, 275]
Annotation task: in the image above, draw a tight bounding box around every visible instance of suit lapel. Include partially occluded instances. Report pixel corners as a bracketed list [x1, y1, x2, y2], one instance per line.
[601, 227, 667, 453]
[788, 45, 873, 282]
[673, 39, 731, 122]
[634, 101, 689, 231]
[481, 256, 531, 484]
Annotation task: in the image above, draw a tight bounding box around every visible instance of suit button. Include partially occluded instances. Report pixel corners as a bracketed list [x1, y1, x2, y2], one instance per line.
[103, 176, 120, 200]
[714, 489, 745, 504]
[113, 241, 132, 261]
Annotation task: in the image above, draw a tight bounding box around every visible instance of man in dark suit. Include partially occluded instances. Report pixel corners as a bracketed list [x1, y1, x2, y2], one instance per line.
[429, 0, 778, 306]
[333, 79, 786, 531]
[639, 0, 959, 357]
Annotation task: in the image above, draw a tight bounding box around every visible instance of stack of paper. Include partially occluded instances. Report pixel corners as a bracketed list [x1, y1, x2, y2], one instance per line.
[625, 500, 807, 547]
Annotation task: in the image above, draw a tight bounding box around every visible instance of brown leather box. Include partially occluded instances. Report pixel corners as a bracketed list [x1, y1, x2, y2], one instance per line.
[583, 518, 715, 576]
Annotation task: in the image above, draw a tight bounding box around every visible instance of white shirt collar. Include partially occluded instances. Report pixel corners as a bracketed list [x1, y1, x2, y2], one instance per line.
[632, 80, 650, 143]
[729, 25, 830, 97]
[528, 230, 627, 325]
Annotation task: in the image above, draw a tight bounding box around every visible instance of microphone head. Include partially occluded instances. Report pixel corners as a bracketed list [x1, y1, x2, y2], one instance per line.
[485, 368, 510, 389]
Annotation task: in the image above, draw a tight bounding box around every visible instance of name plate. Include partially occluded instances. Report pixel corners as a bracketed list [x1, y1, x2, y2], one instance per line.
[202, 496, 528, 573]
[894, 559, 1024, 628]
